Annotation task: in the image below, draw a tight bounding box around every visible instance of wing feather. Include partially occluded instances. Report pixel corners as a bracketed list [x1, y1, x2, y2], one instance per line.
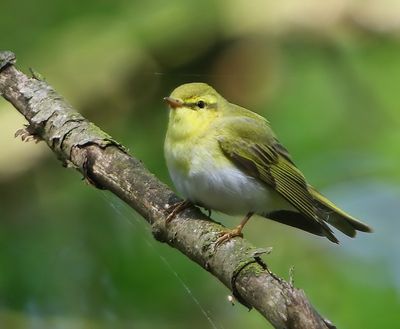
[216, 115, 371, 242]
[218, 129, 338, 242]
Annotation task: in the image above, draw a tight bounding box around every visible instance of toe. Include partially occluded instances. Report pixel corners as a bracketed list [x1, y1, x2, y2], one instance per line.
[165, 200, 191, 224]
[215, 229, 243, 246]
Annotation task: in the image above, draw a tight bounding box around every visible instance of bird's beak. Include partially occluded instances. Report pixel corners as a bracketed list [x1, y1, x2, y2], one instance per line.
[163, 96, 184, 109]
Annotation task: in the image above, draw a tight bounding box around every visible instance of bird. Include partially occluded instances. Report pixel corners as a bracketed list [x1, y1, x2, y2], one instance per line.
[163, 82, 372, 245]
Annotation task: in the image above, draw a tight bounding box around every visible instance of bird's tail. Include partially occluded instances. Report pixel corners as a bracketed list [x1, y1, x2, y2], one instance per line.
[308, 185, 373, 237]
[263, 186, 372, 243]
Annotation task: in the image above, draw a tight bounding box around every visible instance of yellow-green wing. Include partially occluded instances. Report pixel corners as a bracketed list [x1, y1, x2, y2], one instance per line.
[216, 115, 372, 241]
[219, 138, 322, 218]
[217, 118, 338, 242]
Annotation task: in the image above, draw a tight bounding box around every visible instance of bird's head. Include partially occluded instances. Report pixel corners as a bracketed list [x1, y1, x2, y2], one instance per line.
[164, 83, 227, 140]
[164, 82, 221, 110]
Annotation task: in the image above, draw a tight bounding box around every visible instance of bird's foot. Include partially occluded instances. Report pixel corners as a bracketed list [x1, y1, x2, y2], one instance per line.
[165, 200, 192, 224]
[15, 126, 41, 143]
[215, 227, 243, 246]
[215, 212, 253, 247]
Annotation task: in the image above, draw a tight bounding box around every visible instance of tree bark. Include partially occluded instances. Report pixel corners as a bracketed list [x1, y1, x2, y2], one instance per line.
[0, 51, 335, 329]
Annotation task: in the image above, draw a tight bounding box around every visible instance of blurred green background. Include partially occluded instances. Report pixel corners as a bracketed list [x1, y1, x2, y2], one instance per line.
[1, 0, 399, 328]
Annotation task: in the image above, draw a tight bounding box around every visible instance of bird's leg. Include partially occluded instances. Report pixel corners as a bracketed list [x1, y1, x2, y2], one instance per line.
[165, 200, 192, 224]
[215, 212, 254, 246]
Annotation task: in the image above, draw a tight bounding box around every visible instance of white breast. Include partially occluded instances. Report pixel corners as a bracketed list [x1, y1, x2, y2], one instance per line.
[167, 149, 291, 216]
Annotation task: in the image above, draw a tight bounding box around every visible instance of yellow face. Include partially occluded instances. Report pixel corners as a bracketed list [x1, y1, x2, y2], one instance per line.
[165, 83, 222, 142]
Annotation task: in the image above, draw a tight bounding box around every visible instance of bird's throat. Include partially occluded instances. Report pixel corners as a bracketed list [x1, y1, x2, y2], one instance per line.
[167, 107, 218, 142]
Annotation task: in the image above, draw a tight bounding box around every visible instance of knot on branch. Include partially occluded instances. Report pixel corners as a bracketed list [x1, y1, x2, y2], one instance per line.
[231, 247, 272, 308]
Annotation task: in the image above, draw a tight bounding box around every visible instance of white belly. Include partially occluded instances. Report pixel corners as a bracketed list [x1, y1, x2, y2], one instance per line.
[167, 154, 292, 216]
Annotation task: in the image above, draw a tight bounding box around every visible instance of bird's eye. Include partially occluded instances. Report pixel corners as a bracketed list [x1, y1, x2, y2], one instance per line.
[196, 100, 206, 109]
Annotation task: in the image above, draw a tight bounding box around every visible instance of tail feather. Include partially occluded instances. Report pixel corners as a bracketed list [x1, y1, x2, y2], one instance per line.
[262, 186, 372, 243]
[308, 185, 373, 237]
[264, 210, 339, 243]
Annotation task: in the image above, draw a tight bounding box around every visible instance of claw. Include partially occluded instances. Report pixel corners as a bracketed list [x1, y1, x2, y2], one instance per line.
[214, 212, 254, 247]
[15, 127, 41, 143]
[215, 227, 243, 246]
[165, 200, 192, 224]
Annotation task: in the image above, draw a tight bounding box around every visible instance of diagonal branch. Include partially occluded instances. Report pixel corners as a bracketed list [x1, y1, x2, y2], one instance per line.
[0, 51, 335, 329]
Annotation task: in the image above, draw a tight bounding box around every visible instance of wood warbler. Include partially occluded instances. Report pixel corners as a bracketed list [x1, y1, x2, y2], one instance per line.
[164, 82, 372, 244]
